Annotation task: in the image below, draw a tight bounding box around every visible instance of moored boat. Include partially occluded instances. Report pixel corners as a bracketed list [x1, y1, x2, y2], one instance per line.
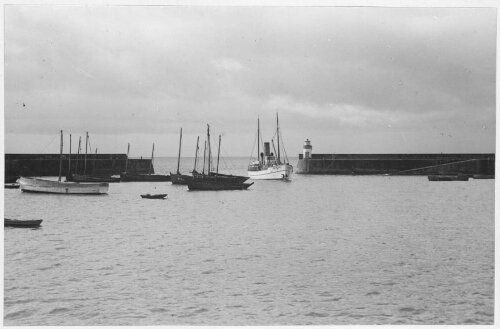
[67, 173, 121, 183]
[187, 179, 253, 191]
[120, 143, 170, 182]
[187, 125, 250, 190]
[5, 219, 43, 228]
[141, 193, 168, 199]
[248, 114, 293, 180]
[19, 131, 110, 194]
[4, 183, 20, 189]
[170, 128, 195, 185]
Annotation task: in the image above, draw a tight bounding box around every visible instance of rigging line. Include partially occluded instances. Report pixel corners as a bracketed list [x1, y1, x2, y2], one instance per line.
[38, 132, 60, 154]
[248, 130, 258, 164]
[385, 158, 481, 176]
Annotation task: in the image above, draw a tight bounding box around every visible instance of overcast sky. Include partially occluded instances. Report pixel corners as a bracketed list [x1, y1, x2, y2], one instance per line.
[3, 3, 497, 157]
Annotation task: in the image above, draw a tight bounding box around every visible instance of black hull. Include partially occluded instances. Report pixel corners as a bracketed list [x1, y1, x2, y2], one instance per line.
[170, 173, 193, 185]
[193, 172, 249, 183]
[120, 173, 171, 182]
[4, 184, 20, 189]
[141, 194, 167, 199]
[187, 179, 253, 191]
[5, 219, 43, 228]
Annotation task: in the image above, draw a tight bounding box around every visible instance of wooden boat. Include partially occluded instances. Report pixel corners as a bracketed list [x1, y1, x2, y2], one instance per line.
[170, 128, 195, 185]
[5, 219, 43, 228]
[248, 114, 293, 180]
[187, 179, 253, 191]
[428, 173, 469, 181]
[4, 183, 20, 189]
[66, 133, 121, 183]
[120, 143, 171, 182]
[187, 125, 251, 191]
[67, 173, 121, 183]
[141, 193, 167, 199]
[19, 131, 110, 194]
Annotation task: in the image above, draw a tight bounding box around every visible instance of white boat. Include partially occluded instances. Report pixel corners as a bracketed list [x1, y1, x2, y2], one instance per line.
[19, 130, 109, 195]
[19, 177, 109, 194]
[247, 114, 293, 180]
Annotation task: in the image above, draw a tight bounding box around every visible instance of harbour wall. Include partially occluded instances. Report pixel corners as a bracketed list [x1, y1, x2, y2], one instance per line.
[296, 153, 495, 175]
[5, 154, 154, 178]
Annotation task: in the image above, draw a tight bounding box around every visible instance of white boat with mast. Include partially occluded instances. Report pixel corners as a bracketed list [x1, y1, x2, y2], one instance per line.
[248, 113, 293, 180]
[19, 130, 110, 194]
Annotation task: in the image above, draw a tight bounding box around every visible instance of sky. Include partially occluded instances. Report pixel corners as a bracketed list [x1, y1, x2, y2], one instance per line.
[3, 2, 497, 158]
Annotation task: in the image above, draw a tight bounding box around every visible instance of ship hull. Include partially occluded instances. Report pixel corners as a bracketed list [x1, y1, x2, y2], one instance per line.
[248, 164, 293, 180]
[19, 177, 109, 194]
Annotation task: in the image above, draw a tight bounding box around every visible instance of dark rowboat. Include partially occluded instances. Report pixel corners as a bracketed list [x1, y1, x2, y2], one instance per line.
[4, 183, 20, 189]
[141, 193, 168, 199]
[5, 219, 43, 228]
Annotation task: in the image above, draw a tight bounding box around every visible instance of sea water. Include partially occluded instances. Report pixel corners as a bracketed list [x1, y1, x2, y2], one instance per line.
[3, 157, 494, 325]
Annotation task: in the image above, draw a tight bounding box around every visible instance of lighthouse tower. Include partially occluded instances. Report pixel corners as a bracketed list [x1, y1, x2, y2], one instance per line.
[303, 139, 312, 159]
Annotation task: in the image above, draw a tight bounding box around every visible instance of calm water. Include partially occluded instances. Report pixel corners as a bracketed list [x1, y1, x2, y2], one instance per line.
[4, 157, 494, 325]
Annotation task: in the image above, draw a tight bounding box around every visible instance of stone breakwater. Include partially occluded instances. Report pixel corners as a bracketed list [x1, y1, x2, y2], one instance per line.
[296, 153, 495, 175]
[5, 154, 154, 178]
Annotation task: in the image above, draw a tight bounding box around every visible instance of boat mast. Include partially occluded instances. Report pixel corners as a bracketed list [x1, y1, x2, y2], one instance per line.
[58, 130, 63, 182]
[125, 143, 130, 172]
[69, 134, 71, 171]
[207, 124, 211, 174]
[257, 117, 260, 163]
[148, 143, 154, 175]
[193, 136, 199, 173]
[202, 140, 207, 175]
[176, 128, 182, 174]
[76, 137, 81, 174]
[84, 132, 88, 174]
[277, 113, 281, 164]
[93, 148, 98, 174]
[216, 135, 221, 174]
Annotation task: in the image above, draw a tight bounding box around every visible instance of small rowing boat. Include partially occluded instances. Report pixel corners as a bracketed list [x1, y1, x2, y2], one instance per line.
[5, 219, 43, 228]
[141, 193, 168, 199]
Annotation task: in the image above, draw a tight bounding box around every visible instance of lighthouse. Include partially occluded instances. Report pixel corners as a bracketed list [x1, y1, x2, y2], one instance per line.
[303, 139, 312, 159]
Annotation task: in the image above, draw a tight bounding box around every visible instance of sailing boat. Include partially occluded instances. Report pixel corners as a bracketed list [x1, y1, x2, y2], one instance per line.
[171, 129, 200, 185]
[248, 113, 293, 180]
[66, 132, 120, 183]
[187, 125, 253, 191]
[19, 131, 110, 194]
[120, 143, 171, 182]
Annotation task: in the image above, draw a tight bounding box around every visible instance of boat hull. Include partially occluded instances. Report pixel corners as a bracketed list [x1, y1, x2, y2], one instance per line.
[170, 173, 193, 185]
[141, 194, 167, 199]
[66, 173, 121, 183]
[248, 163, 293, 180]
[120, 173, 171, 182]
[5, 219, 43, 228]
[19, 177, 109, 194]
[187, 179, 254, 191]
[192, 172, 249, 183]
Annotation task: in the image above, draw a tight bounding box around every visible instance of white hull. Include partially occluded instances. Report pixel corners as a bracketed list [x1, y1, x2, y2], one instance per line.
[19, 177, 109, 194]
[248, 164, 293, 180]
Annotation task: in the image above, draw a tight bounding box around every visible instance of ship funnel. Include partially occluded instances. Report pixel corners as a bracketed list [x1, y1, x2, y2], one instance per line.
[264, 142, 271, 156]
[303, 139, 312, 159]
